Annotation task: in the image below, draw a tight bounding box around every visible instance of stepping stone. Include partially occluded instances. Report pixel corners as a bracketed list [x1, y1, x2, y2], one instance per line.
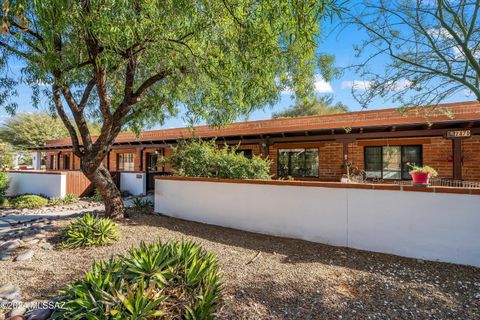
[0, 253, 11, 261]
[26, 307, 52, 320]
[14, 250, 34, 262]
[0, 284, 21, 300]
[0, 240, 22, 251]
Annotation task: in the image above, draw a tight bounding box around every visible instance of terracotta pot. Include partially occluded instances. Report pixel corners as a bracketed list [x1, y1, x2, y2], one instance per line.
[411, 172, 430, 185]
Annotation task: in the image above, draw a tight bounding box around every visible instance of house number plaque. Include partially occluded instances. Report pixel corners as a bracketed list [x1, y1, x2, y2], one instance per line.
[446, 130, 471, 139]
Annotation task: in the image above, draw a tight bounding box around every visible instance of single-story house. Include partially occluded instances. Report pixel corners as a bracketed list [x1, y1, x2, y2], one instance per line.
[24, 101, 480, 195]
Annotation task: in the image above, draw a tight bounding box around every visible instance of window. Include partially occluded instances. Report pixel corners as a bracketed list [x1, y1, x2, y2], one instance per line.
[235, 149, 253, 159]
[117, 153, 134, 171]
[64, 155, 70, 170]
[147, 154, 158, 171]
[364, 145, 422, 180]
[278, 148, 319, 177]
[50, 154, 56, 170]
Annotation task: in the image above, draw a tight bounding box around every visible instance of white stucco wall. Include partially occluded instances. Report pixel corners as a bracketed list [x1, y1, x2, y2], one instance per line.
[7, 172, 66, 198]
[155, 179, 480, 267]
[120, 172, 146, 196]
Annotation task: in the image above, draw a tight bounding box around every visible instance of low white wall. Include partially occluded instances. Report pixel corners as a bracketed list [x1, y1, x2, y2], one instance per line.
[120, 172, 146, 196]
[7, 172, 66, 198]
[155, 179, 480, 267]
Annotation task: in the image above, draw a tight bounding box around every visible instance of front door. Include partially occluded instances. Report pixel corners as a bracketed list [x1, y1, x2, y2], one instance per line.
[146, 153, 159, 191]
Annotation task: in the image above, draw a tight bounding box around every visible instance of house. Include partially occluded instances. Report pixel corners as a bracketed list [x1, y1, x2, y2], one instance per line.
[25, 101, 480, 196]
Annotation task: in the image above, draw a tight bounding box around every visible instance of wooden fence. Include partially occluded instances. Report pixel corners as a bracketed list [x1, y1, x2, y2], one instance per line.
[65, 171, 93, 197]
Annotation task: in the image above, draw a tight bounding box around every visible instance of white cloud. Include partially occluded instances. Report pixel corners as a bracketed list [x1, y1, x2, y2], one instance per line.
[341, 80, 373, 91]
[342, 79, 412, 92]
[281, 75, 333, 94]
[313, 75, 334, 93]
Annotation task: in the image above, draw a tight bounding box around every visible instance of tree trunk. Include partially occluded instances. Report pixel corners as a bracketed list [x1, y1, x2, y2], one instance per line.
[82, 162, 124, 219]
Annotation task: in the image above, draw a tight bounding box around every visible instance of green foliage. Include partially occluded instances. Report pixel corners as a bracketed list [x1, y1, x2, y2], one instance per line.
[0, 197, 10, 208]
[0, 113, 69, 148]
[408, 165, 438, 177]
[52, 241, 222, 320]
[273, 96, 348, 118]
[131, 197, 153, 210]
[12, 194, 48, 209]
[90, 189, 104, 203]
[62, 213, 119, 249]
[0, 0, 343, 129]
[48, 197, 62, 206]
[62, 193, 78, 205]
[0, 143, 14, 169]
[162, 139, 271, 180]
[0, 172, 9, 198]
[0, 112, 101, 148]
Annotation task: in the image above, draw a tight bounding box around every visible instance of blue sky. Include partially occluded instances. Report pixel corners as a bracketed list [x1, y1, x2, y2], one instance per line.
[0, 10, 472, 129]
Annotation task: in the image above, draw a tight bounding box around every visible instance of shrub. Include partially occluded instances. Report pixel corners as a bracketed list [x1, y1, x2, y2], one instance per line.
[12, 194, 48, 209]
[48, 197, 62, 206]
[90, 188, 103, 202]
[0, 197, 10, 208]
[0, 172, 9, 198]
[132, 197, 153, 210]
[161, 139, 271, 180]
[52, 241, 221, 320]
[62, 193, 78, 204]
[62, 213, 119, 248]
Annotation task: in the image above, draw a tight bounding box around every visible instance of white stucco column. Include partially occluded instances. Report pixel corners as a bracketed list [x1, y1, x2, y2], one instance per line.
[32, 151, 42, 170]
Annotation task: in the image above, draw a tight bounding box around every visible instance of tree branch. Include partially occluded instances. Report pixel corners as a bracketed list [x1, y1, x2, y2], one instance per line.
[52, 83, 82, 157]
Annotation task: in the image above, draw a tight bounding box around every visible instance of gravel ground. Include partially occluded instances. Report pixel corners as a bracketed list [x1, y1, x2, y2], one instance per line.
[1, 211, 479, 319]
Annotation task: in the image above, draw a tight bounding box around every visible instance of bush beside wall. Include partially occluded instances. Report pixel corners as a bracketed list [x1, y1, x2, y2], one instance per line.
[0, 172, 8, 198]
[161, 139, 271, 180]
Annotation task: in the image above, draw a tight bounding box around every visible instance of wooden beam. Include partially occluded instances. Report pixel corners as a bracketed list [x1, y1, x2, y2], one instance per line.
[222, 127, 480, 145]
[452, 138, 463, 180]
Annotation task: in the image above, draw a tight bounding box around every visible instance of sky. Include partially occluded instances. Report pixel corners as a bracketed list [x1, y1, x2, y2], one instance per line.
[0, 5, 473, 130]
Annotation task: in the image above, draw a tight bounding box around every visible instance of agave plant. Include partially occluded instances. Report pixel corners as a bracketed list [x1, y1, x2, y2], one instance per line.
[52, 241, 222, 319]
[62, 213, 120, 249]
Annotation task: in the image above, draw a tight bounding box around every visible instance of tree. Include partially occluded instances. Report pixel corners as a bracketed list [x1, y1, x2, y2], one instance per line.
[272, 96, 348, 118]
[0, 112, 68, 148]
[0, 0, 342, 218]
[347, 0, 480, 110]
[0, 142, 14, 169]
[0, 112, 100, 148]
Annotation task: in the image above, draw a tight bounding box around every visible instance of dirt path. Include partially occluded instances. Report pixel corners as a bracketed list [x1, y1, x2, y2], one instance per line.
[1, 212, 479, 319]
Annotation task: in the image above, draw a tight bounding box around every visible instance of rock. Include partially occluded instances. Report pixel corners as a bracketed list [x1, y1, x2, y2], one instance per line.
[0, 240, 22, 251]
[14, 250, 34, 262]
[7, 316, 24, 320]
[0, 284, 21, 300]
[33, 234, 45, 240]
[40, 243, 53, 251]
[0, 253, 11, 261]
[9, 306, 27, 317]
[25, 239, 39, 246]
[20, 236, 35, 243]
[416, 259, 425, 264]
[26, 308, 52, 320]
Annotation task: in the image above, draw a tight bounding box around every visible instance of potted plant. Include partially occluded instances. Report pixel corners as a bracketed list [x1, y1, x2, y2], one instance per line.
[408, 164, 438, 186]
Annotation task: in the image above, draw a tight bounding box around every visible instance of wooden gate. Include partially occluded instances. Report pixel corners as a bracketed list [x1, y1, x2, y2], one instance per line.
[65, 171, 93, 197]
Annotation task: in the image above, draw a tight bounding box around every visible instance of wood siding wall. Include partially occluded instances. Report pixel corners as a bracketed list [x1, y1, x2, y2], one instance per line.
[65, 171, 93, 197]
